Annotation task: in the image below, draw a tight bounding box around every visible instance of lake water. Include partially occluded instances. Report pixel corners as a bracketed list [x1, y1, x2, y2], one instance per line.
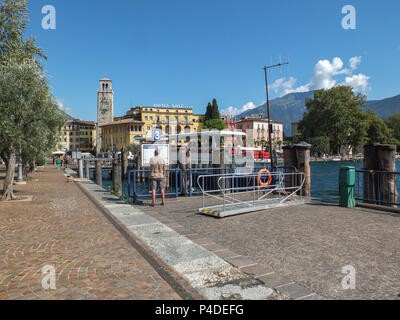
[93, 161, 400, 202]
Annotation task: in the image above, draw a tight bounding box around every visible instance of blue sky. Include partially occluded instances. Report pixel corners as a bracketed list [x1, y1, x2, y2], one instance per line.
[25, 0, 400, 121]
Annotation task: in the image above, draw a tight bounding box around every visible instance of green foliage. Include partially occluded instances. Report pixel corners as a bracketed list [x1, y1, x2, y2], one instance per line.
[205, 102, 212, 121]
[0, 0, 63, 199]
[364, 109, 390, 144]
[211, 99, 220, 119]
[204, 98, 221, 122]
[310, 136, 330, 156]
[385, 113, 400, 150]
[204, 119, 227, 131]
[298, 86, 368, 154]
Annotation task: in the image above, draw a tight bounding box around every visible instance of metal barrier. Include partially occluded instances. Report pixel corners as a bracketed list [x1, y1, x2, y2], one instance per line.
[185, 167, 231, 196]
[197, 170, 306, 218]
[355, 169, 400, 207]
[128, 168, 182, 202]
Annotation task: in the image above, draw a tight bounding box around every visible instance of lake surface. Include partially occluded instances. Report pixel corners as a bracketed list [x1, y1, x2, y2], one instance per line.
[93, 161, 400, 202]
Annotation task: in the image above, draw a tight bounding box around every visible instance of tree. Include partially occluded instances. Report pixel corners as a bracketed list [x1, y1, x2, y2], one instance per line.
[310, 136, 330, 156]
[205, 102, 212, 121]
[204, 119, 227, 130]
[298, 86, 367, 154]
[0, 0, 62, 200]
[385, 113, 400, 150]
[364, 109, 390, 144]
[211, 99, 220, 119]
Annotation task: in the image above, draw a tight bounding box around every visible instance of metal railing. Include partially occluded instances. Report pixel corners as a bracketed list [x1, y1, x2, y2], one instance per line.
[128, 168, 182, 202]
[355, 169, 400, 207]
[185, 167, 231, 196]
[197, 171, 306, 217]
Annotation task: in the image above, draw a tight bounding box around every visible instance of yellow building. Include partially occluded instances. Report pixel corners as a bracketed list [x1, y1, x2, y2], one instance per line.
[55, 119, 97, 153]
[101, 106, 205, 150]
[100, 118, 144, 151]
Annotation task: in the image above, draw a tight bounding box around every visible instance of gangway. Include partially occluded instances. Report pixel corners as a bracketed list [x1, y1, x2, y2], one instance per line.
[197, 170, 306, 218]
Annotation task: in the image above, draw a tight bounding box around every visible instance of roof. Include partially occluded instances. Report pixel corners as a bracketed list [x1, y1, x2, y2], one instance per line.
[100, 118, 144, 127]
[238, 117, 283, 124]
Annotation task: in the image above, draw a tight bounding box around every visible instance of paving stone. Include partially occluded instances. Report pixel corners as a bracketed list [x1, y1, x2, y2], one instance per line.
[225, 256, 256, 268]
[257, 273, 294, 289]
[277, 283, 315, 300]
[0, 167, 181, 300]
[193, 238, 214, 245]
[202, 243, 226, 252]
[214, 249, 241, 259]
[240, 264, 274, 277]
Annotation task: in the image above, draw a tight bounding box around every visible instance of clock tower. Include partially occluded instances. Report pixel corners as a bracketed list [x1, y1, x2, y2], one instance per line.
[96, 78, 114, 154]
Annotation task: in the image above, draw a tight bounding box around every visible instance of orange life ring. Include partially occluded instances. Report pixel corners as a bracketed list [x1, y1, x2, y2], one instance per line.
[258, 169, 272, 187]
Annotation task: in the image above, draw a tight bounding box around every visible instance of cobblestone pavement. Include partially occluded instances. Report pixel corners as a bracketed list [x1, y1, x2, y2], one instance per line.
[0, 166, 180, 300]
[137, 196, 400, 300]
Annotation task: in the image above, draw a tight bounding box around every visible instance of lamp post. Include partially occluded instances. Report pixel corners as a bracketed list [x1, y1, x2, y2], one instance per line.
[15, 144, 26, 185]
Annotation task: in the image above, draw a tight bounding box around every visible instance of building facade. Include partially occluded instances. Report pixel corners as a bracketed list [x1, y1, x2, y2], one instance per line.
[101, 106, 205, 151]
[237, 116, 284, 149]
[55, 119, 97, 153]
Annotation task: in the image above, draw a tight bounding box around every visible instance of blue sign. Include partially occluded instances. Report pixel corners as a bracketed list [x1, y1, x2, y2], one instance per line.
[153, 129, 162, 142]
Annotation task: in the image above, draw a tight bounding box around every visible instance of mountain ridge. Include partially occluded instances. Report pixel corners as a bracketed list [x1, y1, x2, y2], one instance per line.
[237, 91, 400, 135]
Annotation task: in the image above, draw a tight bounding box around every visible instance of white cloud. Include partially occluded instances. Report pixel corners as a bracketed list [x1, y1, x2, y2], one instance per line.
[349, 56, 362, 70]
[344, 74, 371, 92]
[57, 98, 72, 114]
[221, 102, 257, 116]
[269, 56, 370, 96]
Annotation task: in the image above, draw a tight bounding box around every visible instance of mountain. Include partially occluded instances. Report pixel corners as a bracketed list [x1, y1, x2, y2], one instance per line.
[237, 91, 400, 136]
[365, 95, 400, 120]
[238, 91, 315, 135]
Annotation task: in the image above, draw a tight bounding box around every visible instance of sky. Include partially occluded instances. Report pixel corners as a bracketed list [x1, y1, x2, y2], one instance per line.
[25, 0, 400, 121]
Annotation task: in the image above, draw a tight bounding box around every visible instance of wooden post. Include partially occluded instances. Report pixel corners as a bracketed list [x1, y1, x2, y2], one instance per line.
[293, 142, 311, 197]
[363, 144, 378, 203]
[376, 144, 398, 207]
[283, 146, 296, 191]
[121, 148, 128, 179]
[95, 160, 102, 186]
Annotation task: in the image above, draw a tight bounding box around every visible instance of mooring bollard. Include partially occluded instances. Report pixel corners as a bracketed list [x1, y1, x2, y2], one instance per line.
[363, 143, 398, 207]
[78, 159, 84, 179]
[85, 160, 90, 179]
[95, 160, 102, 186]
[112, 159, 122, 198]
[292, 142, 312, 197]
[376, 144, 398, 207]
[339, 166, 356, 208]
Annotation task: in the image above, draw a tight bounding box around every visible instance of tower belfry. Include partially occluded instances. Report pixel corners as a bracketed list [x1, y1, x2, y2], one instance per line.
[96, 78, 114, 154]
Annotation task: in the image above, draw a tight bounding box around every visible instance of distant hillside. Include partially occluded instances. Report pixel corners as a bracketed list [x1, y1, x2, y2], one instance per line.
[365, 94, 400, 119]
[237, 91, 400, 136]
[238, 91, 315, 135]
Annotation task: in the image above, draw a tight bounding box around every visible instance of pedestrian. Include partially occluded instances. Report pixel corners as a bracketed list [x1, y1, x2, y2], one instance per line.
[150, 148, 166, 207]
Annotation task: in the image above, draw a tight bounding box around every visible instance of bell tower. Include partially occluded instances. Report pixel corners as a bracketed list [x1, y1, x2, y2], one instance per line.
[96, 78, 114, 154]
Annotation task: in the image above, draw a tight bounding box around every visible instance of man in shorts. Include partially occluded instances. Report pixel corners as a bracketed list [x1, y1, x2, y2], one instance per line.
[150, 148, 166, 206]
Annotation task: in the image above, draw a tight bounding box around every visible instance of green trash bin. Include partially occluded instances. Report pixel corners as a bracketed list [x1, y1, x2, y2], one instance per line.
[57, 158, 61, 171]
[339, 166, 356, 208]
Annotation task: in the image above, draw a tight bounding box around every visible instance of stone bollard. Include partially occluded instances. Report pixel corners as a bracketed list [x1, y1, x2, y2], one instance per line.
[112, 159, 122, 198]
[339, 166, 356, 208]
[78, 159, 84, 179]
[95, 160, 102, 186]
[85, 160, 90, 179]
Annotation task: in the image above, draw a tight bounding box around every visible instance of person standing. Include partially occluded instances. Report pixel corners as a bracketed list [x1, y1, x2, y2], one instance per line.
[150, 148, 166, 206]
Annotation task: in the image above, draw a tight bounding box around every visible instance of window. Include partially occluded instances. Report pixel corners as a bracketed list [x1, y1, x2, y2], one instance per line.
[145, 116, 148, 120]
